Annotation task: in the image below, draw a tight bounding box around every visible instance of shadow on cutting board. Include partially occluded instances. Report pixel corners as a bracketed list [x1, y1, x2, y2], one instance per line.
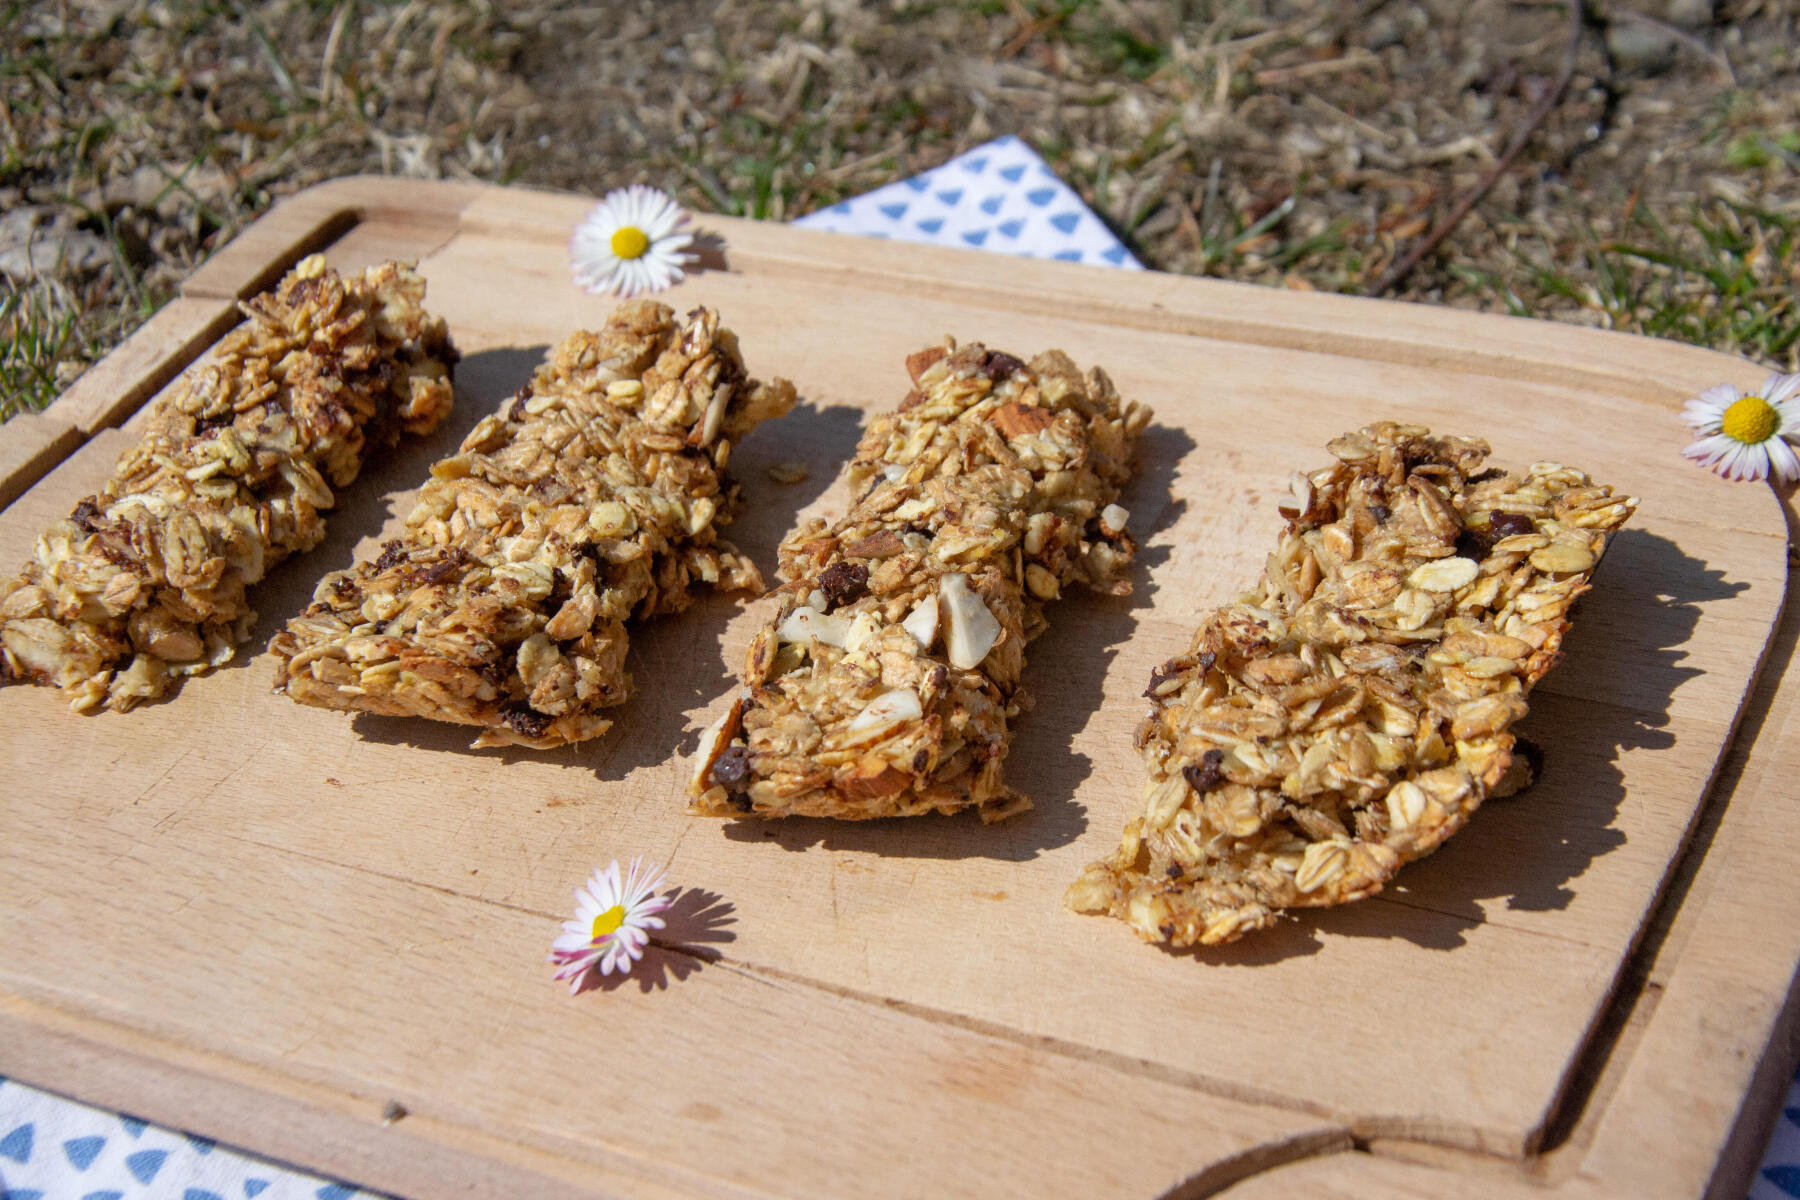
[575, 397, 867, 781]
[1172, 526, 1747, 965]
[574, 885, 738, 994]
[718, 419, 1199, 862]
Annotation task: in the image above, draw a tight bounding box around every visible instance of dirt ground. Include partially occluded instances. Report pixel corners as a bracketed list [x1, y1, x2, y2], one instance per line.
[2, 0, 1797, 421]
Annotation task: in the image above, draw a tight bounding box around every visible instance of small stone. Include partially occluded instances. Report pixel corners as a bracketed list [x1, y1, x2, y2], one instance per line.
[0, 206, 110, 280]
[1606, 20, 1679, 74]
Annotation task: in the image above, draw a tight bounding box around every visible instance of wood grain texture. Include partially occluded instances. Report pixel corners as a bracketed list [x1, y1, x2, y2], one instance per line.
[0, 411, 81, 513]
[38, 295, 241, 435]
[0, 177, 1792, 1199]
[177, 176, 485, 302]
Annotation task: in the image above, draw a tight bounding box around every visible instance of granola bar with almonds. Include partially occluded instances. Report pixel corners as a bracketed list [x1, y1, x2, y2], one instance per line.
[270, 302, 797, 749]
[688, 341, 1150, 821]
[0, 255, 456, 712]
[1066, 421, 1637, 945]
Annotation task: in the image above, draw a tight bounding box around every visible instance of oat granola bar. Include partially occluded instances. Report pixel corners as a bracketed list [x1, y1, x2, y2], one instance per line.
[1066, 421, 1637, 945]
[688, 341, 1151, 821]
[0, 255, 456, 712]
[270, 302, 796, 749]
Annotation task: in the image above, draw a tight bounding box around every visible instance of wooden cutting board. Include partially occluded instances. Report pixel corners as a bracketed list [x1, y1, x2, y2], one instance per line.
[3, 178, 1797, 1200]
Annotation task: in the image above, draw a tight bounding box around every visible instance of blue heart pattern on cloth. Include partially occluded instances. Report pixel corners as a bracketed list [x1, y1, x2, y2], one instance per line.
[0, 1077, 377, 1198]
[1766, 1165, 1800, 1197]
[791, 134, 1141, 269]
[124, 1150, 166, 1185]
[0, 1123, 32, 1163]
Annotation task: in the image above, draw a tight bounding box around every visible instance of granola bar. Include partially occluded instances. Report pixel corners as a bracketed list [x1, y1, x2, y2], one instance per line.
[1066, 422, 1637, 945]
[0, 255, 456, 712]
[270, 302, 797, 749]
[688, 341, 1151, 821]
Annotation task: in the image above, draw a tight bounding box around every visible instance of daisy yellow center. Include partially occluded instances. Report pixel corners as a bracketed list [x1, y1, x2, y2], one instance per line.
[1722, 395, 1779, 445]
[590, 904, 626, 939]
[610, 226, 650, 259]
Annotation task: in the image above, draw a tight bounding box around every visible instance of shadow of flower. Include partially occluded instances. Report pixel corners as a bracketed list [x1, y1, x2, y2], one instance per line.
[576, 886, 738, 995]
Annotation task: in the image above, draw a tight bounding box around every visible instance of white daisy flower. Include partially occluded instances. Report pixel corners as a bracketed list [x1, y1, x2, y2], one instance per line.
[550, 857, 673, 992]
[1681, 372, 1800, 484]
[569, 185, 696, 298]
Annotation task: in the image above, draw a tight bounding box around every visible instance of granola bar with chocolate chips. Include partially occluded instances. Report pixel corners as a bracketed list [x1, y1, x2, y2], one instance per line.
[0, 255, 456, 712]
[270, 302, 796, 749]
[1067, 421, 1637, 945]
[688, 340, 1151, 821]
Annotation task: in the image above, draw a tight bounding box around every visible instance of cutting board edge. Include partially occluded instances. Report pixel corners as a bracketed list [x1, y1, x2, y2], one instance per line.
[430, 174, 1773, 409]
[0, 991, 735, 1200]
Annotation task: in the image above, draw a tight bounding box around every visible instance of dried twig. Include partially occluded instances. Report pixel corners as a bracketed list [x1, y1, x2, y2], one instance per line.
[1368, 0, 1586, 297]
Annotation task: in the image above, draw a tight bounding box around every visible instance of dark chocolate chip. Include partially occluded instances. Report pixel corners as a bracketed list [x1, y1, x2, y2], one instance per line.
[373, 539, 408, 573]
[980, 350, 1024, 381]
[712, 743, 751, 788]
[1369, 503, 1391, 525]
[1489, 510, 1536, 539]
[1454, 526, 1492, 562]
[817, 561, 869, 610]
[500, 703, 553, 738]
[1182, 748, 1227, 795]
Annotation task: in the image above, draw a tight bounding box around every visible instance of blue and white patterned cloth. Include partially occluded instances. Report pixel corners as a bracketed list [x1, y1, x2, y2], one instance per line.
[792, 134, 1142, 268]
[2, 134, 1791, 1200]
[0, 1073, 372, 1199]
[1754, 1076, 1800, 1200]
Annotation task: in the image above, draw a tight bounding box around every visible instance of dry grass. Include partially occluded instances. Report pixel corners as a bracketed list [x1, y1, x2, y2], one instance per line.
[3, 0, 1797, 423]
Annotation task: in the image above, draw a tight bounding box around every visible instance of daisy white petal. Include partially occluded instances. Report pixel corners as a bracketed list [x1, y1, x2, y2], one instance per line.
[569, 186, 697, 298]
[548, 856, 676, 992]
[1767, 436, 1800, 484]
[1681, 384, 1739, 431]
[1678, 376, 1795, 484]
[1765, 372, 1800, 407]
